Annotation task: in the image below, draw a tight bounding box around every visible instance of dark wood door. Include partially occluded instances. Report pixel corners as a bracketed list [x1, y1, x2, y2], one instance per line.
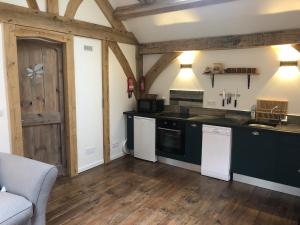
[17, 39, 66, 176]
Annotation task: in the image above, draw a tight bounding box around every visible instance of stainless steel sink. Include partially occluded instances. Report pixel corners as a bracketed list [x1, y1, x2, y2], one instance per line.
[248, 123, 276, 129]
[245, 120, 278, 129]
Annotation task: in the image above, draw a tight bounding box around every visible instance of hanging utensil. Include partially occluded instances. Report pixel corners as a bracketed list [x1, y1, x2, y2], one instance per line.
[234, 89, 238, 108]
[222, 89, 225, 107]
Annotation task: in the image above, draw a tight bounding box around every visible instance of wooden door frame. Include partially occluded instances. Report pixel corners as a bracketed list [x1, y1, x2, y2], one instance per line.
[4, 24, 78, 177]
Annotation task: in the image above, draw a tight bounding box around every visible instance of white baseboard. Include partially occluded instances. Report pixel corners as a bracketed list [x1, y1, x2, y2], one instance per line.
[78, 160, 104, 173]
[233, 173, 300, 197]
[158, 156, 201, 173]
[110, 152, 125, 161]
[201, 169, 230, 181]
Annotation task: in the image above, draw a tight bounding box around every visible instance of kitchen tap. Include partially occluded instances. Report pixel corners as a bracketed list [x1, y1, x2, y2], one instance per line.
[270, 105, 279, 114]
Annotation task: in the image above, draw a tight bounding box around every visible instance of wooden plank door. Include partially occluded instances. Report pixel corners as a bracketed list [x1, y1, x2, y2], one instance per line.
[17, 39, 66, 176]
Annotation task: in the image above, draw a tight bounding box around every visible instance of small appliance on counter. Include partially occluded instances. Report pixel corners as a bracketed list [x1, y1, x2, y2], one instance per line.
[137, 98, 164, 113]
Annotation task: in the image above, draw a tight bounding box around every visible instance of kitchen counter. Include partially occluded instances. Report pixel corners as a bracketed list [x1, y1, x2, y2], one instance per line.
[124, 111, 300, 135]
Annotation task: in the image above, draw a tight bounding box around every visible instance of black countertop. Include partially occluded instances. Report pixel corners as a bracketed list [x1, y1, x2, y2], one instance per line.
[124, 111, 300, 135]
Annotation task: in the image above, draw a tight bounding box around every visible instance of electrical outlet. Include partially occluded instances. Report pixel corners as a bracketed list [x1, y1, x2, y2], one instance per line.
[85, 147, 96, 155]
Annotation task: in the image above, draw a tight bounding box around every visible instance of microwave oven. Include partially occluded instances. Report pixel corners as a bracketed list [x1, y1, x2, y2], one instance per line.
[137, 99, 164, 113]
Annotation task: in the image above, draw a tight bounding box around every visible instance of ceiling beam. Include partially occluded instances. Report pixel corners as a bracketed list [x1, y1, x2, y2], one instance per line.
[47, 0, 59, 14]
[65, 0, 83, 19]
[292, 44, 300, 53]
[140, 29, 300, 54]
[94, 0, 127, 32]
[108, 42, 138, 98]
[114, 0, 237, 20]
[144, 52, 182, 93]
[26, 0, 39, 10]
[0, 2, 137, 45]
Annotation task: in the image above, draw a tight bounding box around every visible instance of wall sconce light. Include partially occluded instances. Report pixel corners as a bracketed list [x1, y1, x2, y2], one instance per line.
[280, 61, 298, 67]
[180, 64, 192, 69]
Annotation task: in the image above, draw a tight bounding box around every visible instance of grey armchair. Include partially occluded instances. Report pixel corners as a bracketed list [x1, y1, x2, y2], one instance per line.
[0, 153, 58, 225]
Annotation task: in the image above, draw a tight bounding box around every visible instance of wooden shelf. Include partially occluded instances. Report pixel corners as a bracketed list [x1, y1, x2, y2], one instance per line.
[203, 72, 259, 75]
[202, 69, 259, 89]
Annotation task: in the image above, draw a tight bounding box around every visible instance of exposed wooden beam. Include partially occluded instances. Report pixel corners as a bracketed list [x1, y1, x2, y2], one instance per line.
[140, 29, 300, 54]
[292, 44, 300, 53]
[47, 0, 59, 15]
[26, 0, 39, 10]
[3, 24, 23, 156]
[144, 52, 181, 93]
[94, 0, 126, 32]
[108, 42, 138, 98]
[65, 0, 84, 19]
[102, 40, 110, 164]
[136, 46, 143, 95]
[114, 0, 237, 20]
[0, 2, 137, 45]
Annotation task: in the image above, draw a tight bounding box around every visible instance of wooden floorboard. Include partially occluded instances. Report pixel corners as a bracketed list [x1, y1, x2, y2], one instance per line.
[47, 156, 300, 225]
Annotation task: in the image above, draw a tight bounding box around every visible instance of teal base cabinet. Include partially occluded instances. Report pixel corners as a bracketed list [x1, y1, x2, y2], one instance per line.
[232, 127, 300, 188]
[126, 115, 134, 150]
[185, 122, 202, 165]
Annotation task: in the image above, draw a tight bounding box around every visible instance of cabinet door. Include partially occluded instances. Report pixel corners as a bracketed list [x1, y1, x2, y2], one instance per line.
[276, 133, 300, 188]
[232, 128, 278, 182]
[185, 122, 202, 165]
[126, 115, 134, 150]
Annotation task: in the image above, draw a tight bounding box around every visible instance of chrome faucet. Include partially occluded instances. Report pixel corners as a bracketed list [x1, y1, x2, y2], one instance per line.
[270, 105, 279, 114]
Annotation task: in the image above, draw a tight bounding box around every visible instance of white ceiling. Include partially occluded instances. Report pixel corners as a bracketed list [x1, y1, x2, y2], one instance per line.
[109, 0, 300, 43]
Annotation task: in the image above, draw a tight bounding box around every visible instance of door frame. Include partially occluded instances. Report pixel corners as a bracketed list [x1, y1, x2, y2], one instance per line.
[4, 24, 78, 177]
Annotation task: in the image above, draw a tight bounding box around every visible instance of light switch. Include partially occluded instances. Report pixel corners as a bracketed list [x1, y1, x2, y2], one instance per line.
[0, 110, 4, 117]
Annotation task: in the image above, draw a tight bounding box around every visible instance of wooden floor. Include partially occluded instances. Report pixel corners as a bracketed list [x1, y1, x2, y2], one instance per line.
[47, 156, 300, 225]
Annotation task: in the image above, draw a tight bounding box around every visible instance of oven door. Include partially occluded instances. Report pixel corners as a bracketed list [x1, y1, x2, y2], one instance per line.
[157, 127, 184, 155]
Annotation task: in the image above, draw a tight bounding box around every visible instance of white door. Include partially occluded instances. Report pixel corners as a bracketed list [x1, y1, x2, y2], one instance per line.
[74, 37, 104, 173]
[134, 116, 157, 162]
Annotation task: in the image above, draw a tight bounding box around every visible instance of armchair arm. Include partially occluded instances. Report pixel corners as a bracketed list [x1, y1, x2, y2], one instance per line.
[0, 153, 58, 225]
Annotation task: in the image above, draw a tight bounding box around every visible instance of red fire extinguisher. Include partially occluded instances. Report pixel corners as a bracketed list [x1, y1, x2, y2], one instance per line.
[127, 77, 134, 98]
[140, 76, 145, 93]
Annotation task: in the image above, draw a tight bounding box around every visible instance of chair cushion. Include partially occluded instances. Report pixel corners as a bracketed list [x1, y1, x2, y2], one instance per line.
[0, 192, 33, 225]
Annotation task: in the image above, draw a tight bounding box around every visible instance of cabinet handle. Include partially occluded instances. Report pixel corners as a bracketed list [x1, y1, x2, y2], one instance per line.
[128, 116, 132, 119]
[191, 124, 197, 127]
[298, 169, 300, 173]
[252, 131, 260, 136]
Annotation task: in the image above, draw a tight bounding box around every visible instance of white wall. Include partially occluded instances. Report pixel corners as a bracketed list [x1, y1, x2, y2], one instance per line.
[0, 23, 11, 153]
[148, 47, 300, 115]
[75, 0, 111, 26]
[74, 36, 104, 173]
[109, 43, 136, 160]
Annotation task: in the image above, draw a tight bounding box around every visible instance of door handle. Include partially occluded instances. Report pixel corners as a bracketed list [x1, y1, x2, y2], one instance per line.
[297, 169, 300, 173]
[252, 131, 260, 136]
[191, 123, 197, 127]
